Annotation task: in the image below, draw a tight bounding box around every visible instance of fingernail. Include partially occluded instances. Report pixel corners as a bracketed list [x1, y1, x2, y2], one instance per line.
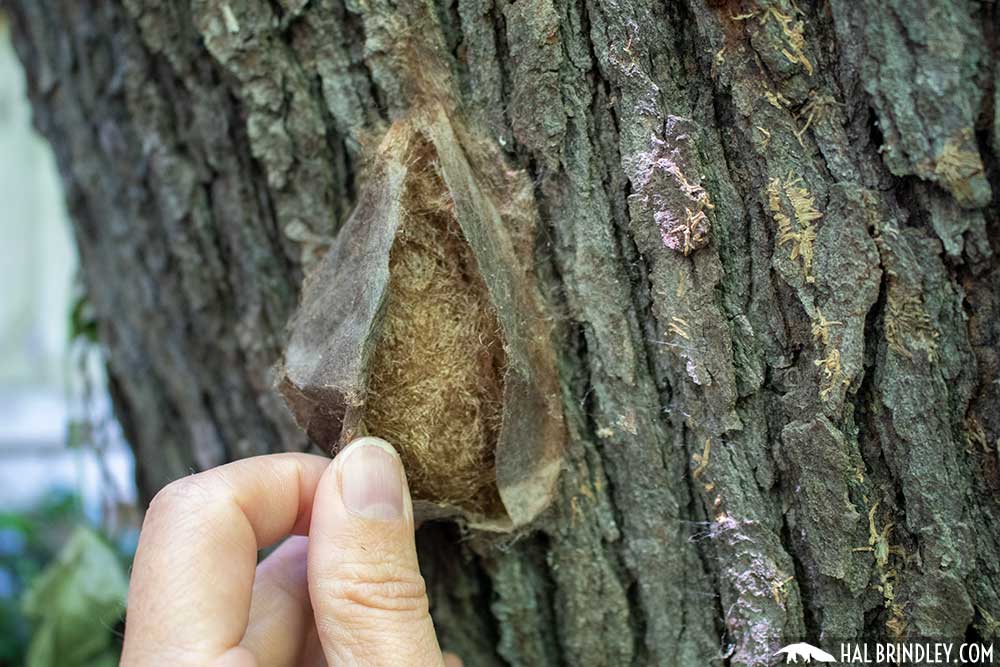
[339, 437, 404, 520]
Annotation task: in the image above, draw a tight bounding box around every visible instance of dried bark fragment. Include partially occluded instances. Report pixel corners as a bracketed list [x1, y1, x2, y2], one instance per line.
[629, 116, 715, 256]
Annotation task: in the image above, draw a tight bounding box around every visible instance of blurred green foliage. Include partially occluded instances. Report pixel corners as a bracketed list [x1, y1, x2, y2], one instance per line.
[0, 493, 130, 667]
[68, 292, 99, 345]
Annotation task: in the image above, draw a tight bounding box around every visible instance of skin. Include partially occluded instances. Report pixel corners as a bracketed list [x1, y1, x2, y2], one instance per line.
[121, 437, 463, 667]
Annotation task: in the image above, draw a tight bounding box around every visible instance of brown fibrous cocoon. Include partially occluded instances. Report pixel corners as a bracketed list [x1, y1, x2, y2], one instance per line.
[365, 140, 505, 514]
[278, 105, 564, 530]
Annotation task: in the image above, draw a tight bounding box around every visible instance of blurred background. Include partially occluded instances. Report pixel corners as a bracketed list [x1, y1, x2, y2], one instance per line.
[1, 14, 138, 667]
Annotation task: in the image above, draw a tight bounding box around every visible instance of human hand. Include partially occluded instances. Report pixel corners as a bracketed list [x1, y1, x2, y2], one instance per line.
[121, 437, 460, 666]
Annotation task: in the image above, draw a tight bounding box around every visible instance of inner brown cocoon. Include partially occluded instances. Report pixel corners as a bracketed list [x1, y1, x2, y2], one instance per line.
[364, 139, 506, 514]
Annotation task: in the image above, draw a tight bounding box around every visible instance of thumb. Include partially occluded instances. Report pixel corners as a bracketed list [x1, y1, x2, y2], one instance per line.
[307, 437, 445, 666]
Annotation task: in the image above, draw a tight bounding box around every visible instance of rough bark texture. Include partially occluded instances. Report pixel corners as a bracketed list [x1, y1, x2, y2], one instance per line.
[6, 0, 1000, 664]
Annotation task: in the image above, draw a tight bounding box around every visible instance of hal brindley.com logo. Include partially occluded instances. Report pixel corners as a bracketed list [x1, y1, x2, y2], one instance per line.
[774, 640, 996, 664]
[776, 642, 837, 662]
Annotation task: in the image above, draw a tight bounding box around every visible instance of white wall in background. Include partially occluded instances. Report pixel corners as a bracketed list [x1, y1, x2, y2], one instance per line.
[0, 19, 136, 518]
[0, 19, 75, 389]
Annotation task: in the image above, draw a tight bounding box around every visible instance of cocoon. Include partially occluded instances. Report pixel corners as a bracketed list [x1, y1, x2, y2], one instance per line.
[278, 105, 564, 530]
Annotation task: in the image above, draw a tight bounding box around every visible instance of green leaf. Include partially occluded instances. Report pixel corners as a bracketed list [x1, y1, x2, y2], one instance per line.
[21, 528, 127, 667]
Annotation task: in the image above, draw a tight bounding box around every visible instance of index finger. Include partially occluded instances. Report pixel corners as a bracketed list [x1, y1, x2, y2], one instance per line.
[121, 453, 331, 666]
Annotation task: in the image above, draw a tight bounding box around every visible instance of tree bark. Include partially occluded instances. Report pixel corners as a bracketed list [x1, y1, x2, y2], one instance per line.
[6, 0, 1000, 664]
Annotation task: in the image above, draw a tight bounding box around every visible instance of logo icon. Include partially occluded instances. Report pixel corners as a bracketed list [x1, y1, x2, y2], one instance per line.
[775, 642, 837, 663]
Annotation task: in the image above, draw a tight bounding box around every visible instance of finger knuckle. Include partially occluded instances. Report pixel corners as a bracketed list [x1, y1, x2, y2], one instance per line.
[318, 556, 429, 617]
[146, 474, 214, 518]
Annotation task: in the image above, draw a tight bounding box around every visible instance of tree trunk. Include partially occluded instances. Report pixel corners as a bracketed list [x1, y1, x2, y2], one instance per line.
[6, 0, 1000, 664]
